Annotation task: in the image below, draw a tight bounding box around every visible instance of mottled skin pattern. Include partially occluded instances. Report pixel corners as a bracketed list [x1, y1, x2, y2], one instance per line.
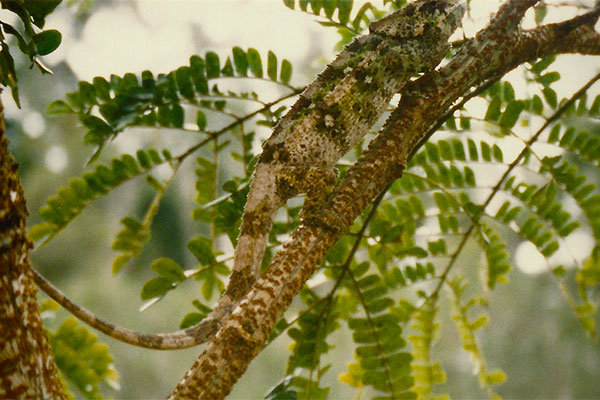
[33, 0, 465, 350]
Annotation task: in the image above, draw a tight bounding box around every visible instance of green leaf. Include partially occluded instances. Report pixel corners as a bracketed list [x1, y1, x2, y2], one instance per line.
[537, 71, 560, 87]
[202, 275, 215, 301]
[187, 237, 217, 265]
[439, 140, 452, 160]
[141, 277, 174, 300]
[28, 223, 55, 242]
[179, 312, 206, 329]
[280, 59, 292, 84]
[590, 95, 600, 115]
[542, 87, 557, 108]
[150, 257, 186, 283]
[46, 100, 74, 115]
[33, 29, 62, 55]
[322, 0, 335, 18]
[265, 377, 298, 400]
[78, 81, 96, 105]
[502, 82, 515, 102]
[531, 94, 543, 114]
[93, 76, 111, 101]
[484, 96, 501, 121]
[338, 0, 353, 25]
[232, 47, 248, 76]
[499, 100, 525, 130]
[492, 144, 503, 162]
[0, 42, 20, 106]
[111, 215, 151, 273]
[267, 50, 278, 81]
[548, 124, 561, 143]
[247, 48, 263, 78]
[171, 103, 184, 127]
[175, 66, 195, 99]
[196, 110, 207, 130]
[469, 315, 489, 331]
[530, 55, 555, 75]
[156, 104, 170, 126]
[485, 370, 507, 385]
[27, 0, 62, 28]
[205, 51, 220, 78]
[82, 115, 113, 136]
[190, 55, 208, 94]
[221, 57, 234, 76]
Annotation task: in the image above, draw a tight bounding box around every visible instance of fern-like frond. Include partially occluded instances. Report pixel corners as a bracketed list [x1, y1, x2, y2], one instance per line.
[478, 222, 511, 289]
[343, 270, 414, 398]
[112, 160, 180, 274]
[408, 297, 446, 400]
[46, 48, 297, 158]
[29, 148, 174, 244]
[48, 316, 119, 399]
[282, 0, 385, 34]
[447, 277, 506, 398]
[284, 288, 340, 400]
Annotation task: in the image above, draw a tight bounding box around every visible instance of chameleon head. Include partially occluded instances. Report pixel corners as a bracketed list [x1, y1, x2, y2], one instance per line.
[369, 0, 466, 39]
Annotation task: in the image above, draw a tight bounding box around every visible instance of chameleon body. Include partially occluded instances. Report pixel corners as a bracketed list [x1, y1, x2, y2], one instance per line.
[35, 0, 465, 349]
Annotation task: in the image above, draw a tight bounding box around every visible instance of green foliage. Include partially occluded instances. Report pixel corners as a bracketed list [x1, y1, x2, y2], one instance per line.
[479, 223, 511, 289]
[408, 298, 445, 400]
[29, 149, 174, 244]
[179, 300, 213, 329]
[259, 52, 599, 396]
[46, 47, 295, 160]
[448, 278, 505, 398]
[188, 237, 229, 301]
[138, 240, 229, 310]
[46, 316, 119, 400]
[0, 0, 62, 106]
[283, 0, 389, 47]
[578, 248, 600, 301]
[283, 288, 340, 399]
[342, 270, 414, 398]
[112, 160, 178, 273]
[32, 45, 294, 326]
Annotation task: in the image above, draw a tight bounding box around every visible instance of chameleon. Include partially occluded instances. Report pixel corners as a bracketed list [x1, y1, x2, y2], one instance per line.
[33, 0, 465, 350]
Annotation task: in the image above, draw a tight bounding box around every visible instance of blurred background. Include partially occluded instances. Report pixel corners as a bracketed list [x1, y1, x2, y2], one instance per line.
[2, 0, 599, 398]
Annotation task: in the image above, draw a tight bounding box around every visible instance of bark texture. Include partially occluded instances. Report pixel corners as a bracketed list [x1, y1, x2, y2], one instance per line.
[169, 1, 600, 398]
[0, 92, 66, 399]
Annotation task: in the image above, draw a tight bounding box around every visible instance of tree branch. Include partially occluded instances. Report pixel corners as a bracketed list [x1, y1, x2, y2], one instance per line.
[169, 3, 600, 398]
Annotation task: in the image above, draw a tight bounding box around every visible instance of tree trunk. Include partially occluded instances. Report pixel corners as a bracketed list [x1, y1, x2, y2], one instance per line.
[0, 92, 66, 399]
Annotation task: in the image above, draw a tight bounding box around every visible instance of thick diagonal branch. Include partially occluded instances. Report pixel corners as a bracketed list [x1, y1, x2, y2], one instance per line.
[169, 2, 600, 399]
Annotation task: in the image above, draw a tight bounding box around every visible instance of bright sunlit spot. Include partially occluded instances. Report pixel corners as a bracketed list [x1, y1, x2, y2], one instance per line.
[45, 145, 68, 173]
[564, 230, 595, 264]
[22, 112, 45, 138]
[515, 241, 547, 274]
